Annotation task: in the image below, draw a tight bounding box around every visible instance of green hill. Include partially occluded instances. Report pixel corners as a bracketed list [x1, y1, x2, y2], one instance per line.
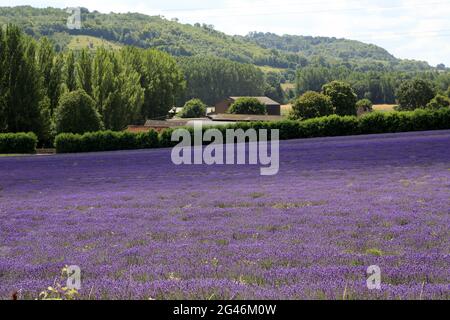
[244, 32, 396, 65]
[0, 6, 433, 72]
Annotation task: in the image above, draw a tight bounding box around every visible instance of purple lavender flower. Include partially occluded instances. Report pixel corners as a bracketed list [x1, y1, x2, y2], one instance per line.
[0, 130, 449, 300]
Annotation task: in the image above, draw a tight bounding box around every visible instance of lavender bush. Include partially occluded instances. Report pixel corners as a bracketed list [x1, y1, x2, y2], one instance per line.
[0, 130, 449, 300]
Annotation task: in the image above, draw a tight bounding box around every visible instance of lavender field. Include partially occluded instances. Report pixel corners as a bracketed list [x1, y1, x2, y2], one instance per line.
[0, 131, 449, 300]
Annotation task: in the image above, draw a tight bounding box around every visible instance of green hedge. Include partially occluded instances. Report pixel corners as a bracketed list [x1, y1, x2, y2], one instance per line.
[0, 132, 38, 154]
[159, 108, 450, 146]
[55, 130, 158, 154]
[55, 108, 450, 153]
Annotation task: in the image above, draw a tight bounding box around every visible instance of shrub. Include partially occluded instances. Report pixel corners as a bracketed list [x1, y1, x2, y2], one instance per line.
[322, 81, 357, 116]
[0, 132, 38, 154]
[136, 130, 159, 149]
[288, 115, 359, 138]
[356, 99, 373, 115]
[266, 109, 450, 140]
[178, 99, 207, 118]
[54, 133, 81, 154]
[426, 94, 450, 110]
[55, 108, 450, 153]
[290, 91, 333, 120]
[359, 112, 393, 134]
[358, 108, 450, 134]
[228, 98, 267, 115]
[55, 130, 158, 153]
[55, 90, 103, 134]
[396, 79, 435, 111]
[158, 128, 178, 148]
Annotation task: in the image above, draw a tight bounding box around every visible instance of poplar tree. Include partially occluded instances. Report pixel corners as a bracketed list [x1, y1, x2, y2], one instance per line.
[115, 56, 144, 128]
[37, 37, 55, 96]
[2, 25, 43, 134]
[140, 49, 185, 119]
[48, 54, 65, 115]
[92, 47, 116, 125]
[76, 48, 93, 96]
[65, 51, 77, 92]
[0, 28, 6, 132]
[92, 48, 144, 130]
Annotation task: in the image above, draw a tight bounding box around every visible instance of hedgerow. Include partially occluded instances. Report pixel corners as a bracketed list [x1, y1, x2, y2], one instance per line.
[55, 108, 450, 153]
[55, 130, 158, 153]
[0, 132, 38, 154]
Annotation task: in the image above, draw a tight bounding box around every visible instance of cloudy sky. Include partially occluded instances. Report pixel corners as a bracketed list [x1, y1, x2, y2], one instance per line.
[3, 0, 450, 66]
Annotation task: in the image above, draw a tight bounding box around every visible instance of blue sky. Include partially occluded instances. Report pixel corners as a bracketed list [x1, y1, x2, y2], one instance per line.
[3, 0, 450, 66]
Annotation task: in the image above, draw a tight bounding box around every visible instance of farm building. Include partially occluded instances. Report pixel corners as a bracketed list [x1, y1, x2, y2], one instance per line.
[208, 114, 284, 122]
[214, 97, 281, 115]
[125, 110, 285, 134]
[126, 120, 189, 133]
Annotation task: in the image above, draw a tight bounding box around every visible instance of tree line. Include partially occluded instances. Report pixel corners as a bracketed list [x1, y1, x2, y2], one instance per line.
[295, 65, 450, 104]
[0, 25, 278, 145]
[291, 79, 450, 121]
[2, 23, 449, 146]
[177, 56, 269, 106]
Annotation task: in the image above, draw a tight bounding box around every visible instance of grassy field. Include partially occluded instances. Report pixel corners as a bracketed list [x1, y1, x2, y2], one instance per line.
[281, 104, 397, 117]
[258, 65, 287, 73]
[281, 82, 295, 92]
[373, 104, 397, 112]
[67, 35, 123, 51]
[281, 104, 292, 116]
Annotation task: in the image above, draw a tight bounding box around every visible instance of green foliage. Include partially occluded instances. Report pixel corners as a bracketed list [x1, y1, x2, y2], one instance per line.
[0, 7, 398, 70]
[322, 81, 358, 116]
[294, 66, 416, 105]
[396, 79, 435, 110]
[64, 51, 77, 92]
[246, 32, 398, 69]
[162, 108, 450, 147]
[55, 130, 158, 153]
[0, 24, 184, 142]
[296, 67, 332, 95]
[38, 266, 79, 300]
[264, 72, 286, 104]
[178, 56, 265, 105]
[0, 6, 439, 75]
[356, 99, 373, 113]
[36, 37, 55, 97]
[358, 109, 450, 133]
[76, 48, 93, 95]
[426, 94, 450, 110]
[0, 27, 6, 132]
[140, 49, 185, 119]
[2, 8, 450, 148]
[55, 90, 103, 134]
[228, 98, 267, 115]
[1, 7, 449, 112]
[365, 248, 384, 257]
[0, 25, 44, 136]
[301, 115, 360, 137]
[92, 47, 145, 130]
[47, 53, 65, 115]
[0, 132, 37, 154]
[286, 108, 449, 138]
[178, 99, 207, 118]
[291, 91, 333, 120]
[56, 108, 450, 153]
